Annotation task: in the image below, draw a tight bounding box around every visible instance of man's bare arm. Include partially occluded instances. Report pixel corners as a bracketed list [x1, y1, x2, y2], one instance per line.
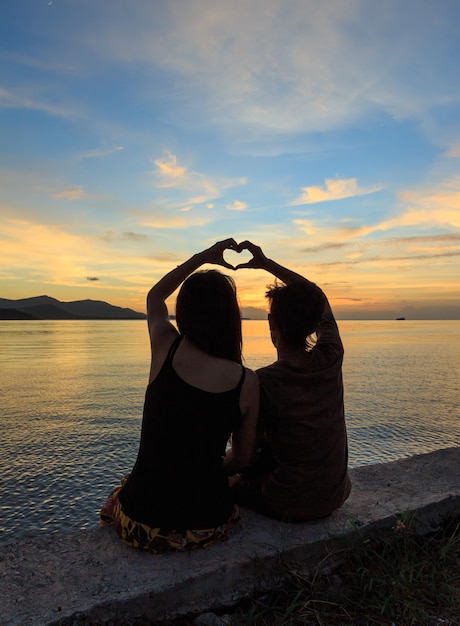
[236, 240, 316, 287]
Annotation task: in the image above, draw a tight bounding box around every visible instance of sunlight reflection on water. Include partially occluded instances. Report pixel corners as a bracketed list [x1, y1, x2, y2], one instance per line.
[1, 319, 459, 545]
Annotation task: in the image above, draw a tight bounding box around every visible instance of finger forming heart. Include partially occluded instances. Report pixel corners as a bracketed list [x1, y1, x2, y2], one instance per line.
[223, 248, 254, 268]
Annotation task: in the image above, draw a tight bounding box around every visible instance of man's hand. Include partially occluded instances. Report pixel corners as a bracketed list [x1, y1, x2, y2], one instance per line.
[234, 240, 269, 270]
[200, 238, 240, 270]
[234, 240, 310, 287]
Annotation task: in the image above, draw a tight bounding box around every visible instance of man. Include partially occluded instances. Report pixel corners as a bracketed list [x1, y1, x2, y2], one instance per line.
[232, 240, 351, 521]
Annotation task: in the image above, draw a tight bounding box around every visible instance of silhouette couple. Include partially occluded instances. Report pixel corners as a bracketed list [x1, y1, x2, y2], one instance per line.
[100, 239, 350, 552]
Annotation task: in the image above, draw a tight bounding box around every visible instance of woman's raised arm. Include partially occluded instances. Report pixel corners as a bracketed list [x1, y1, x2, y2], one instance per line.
[146, 239, 240, 377]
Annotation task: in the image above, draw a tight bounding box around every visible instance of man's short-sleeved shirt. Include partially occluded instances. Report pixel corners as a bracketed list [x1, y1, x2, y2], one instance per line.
[256, 302, 351, 520]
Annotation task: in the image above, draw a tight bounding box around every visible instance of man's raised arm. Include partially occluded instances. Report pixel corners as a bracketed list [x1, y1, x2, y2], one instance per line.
[237, 240, 315, 287]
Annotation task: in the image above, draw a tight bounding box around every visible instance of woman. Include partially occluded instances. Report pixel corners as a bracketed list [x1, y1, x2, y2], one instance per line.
[100, 239, 259, 552]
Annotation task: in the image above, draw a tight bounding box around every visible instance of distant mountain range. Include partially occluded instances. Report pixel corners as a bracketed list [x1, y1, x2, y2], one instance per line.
[240, 306, 268, 320]
[0, 296, 146, 320]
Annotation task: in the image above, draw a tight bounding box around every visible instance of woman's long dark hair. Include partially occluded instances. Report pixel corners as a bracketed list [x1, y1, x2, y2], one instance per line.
[175, 270, 242, 364]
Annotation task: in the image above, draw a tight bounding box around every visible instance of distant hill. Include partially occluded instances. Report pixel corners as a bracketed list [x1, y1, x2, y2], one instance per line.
[0, 307, 39, 320]
[0, 296, 269, 321]
[241, 306, 268, 320]
[0, 296, 146, 320]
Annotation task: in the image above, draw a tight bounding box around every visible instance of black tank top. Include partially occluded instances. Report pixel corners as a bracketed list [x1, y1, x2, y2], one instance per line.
[118, 337, 246, 529]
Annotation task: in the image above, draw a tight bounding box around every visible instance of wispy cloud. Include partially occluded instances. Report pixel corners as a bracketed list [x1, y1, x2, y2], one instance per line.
[0, 87, 78, 119]
[293, 219, 317, 236]
[291, 178, 382, 206]
[6, 2, 458, 146]
[101, 231, 150, 243]
[382, 233, 460, 247]
[444, 142, 460, 158]
[396, 177, 460, 228]
[51, 187, 86, 200]
[5, 51, 79, 73]
[138, 213, 214, 229]
[317, 249, 460, 269]
[153, 152, 188, 185]
[226, 200, 247, 211]
[122, 232, 149, 242]
[305, 175, 460, 242]
[79, 146, 124, 159]
[0, 218, 96, 282]
[2, 1, 460, 315]
[152, 151, 247, 206]
[302, 242, 349, 254]
[82, 1, 460, 141]
[340, 175, 460, 237]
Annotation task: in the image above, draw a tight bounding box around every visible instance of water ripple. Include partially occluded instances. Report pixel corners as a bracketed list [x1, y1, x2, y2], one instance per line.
[1, 319, 459, 546]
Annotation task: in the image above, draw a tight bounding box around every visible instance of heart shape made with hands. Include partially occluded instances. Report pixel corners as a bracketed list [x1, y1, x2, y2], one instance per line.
[223, 247, 254, 269]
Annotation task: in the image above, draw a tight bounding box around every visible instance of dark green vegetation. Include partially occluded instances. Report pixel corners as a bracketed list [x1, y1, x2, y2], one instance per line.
[151, 514, 459, 626]
[227, 515, 460, 626]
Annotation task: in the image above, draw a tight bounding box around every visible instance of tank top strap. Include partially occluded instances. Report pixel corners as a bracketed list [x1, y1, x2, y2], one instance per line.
[166, 335, 183, 364]
[165, 337, 246, 394]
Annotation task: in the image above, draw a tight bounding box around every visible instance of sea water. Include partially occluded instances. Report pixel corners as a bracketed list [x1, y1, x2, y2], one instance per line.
[1, 319, 459, 545]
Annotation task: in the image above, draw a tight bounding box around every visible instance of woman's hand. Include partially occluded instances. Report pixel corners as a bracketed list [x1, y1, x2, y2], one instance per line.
[199, 238, 240, 270]
[233, 240, 268, 270]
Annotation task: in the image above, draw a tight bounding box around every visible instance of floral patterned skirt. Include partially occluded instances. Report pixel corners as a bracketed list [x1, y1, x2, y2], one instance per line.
[100, 478, 240, 554]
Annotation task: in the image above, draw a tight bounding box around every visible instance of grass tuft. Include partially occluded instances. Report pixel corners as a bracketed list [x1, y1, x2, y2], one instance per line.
[229, 514, 460, 626]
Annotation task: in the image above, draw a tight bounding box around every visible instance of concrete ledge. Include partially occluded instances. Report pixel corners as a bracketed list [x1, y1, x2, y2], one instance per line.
[1, 447, 459, 626]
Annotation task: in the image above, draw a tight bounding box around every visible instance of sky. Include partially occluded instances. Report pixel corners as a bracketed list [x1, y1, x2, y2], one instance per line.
[1, 0, 460, 319]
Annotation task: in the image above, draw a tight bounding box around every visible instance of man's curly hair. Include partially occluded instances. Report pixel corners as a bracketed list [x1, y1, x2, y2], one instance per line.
[266, 280, 326, 349]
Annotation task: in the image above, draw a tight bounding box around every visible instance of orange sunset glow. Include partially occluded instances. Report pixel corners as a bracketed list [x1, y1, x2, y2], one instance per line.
[1, 2, 459, 319]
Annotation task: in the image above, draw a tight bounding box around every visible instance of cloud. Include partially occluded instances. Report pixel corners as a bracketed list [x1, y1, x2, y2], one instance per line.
[444, 141, 460, 158]
[0, 87, 78, 119]
[152, 151, 247, 207]
[308, 175, 460, 242]
[339, 297, 364, 302]
[138, 213, 214, 229]
[0, 217, 158, 299]
[122, 232, 149, 242]
[51, 187, 86, 200]
[79, 146, 124, 159]
[302, 242, 348, 254]
[317, 249, 460, 269]
[0, 218, 98, 283]
[385, 233, 460, 245]
[396, 186, 460, 229]
[291, 178, 383, 206]
[306, 227, 460, 272]
[100, 230, 115, 243]
[100, 230, 150, 244]
[226, 200, 247, 211]
[6, 51, 77, 73]
[153, 152, 188, 184]
[81, 1, 460, 142]
[293, 219, 316, 235]
[6, 1, 458, 148]
[380, 234, 460, 257]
